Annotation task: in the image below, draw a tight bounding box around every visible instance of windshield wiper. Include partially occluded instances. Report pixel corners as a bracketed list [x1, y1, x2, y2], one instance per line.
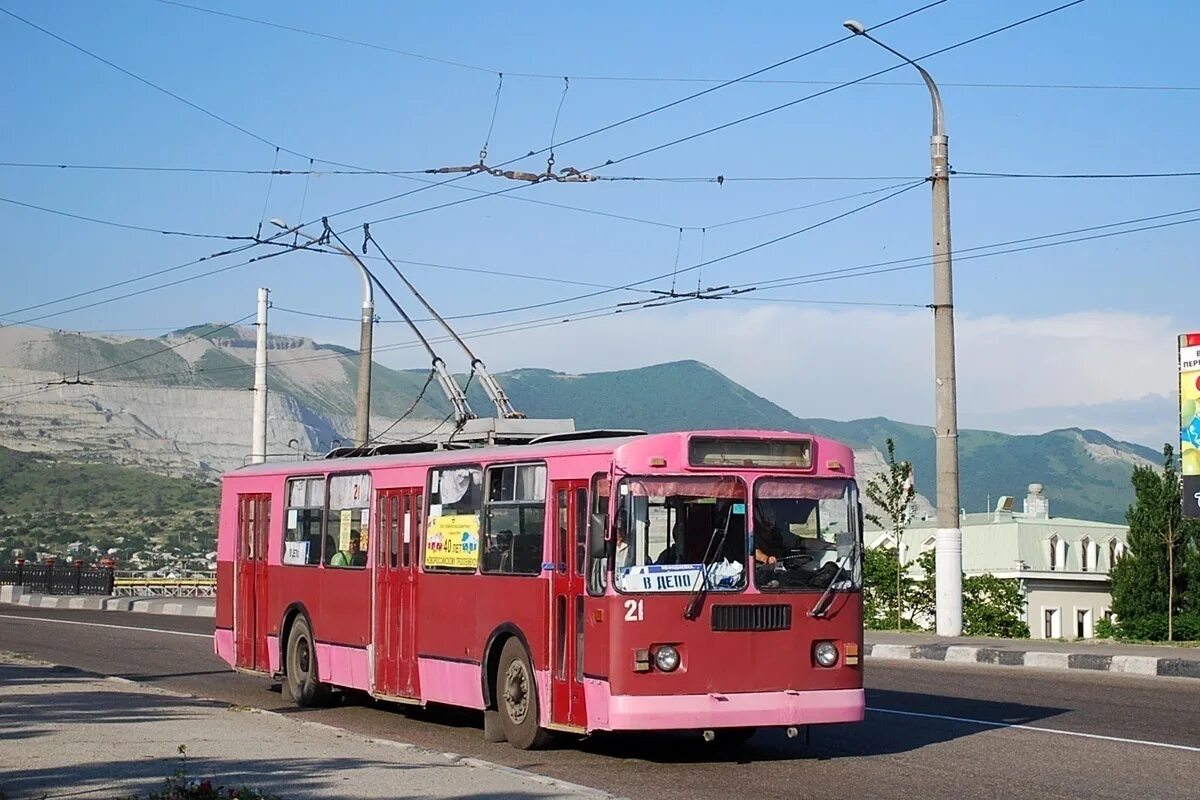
[683, 505, 733, 620]
[808, 539, 859, 618]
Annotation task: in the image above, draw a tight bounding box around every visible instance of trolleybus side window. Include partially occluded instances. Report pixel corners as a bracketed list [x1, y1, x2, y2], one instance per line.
[587, 473, 610, 596]
[556, 489, 569, 574]
[481, 463, 546, 576]
[326, 473, 371, 568]
[283, 477, 325, 566]
[424, 465, 483, 572]
[574, 486, 588, 576]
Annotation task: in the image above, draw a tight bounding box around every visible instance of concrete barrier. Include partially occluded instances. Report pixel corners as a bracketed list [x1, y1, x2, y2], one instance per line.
[0, 592, 214, 618]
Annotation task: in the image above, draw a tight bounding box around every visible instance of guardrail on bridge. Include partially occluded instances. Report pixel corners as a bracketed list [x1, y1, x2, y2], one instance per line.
[0, 562, 115, 596]
[112, 574, 216, 597]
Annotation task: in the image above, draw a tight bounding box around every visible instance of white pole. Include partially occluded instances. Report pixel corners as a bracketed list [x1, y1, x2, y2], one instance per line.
[845, 20, 962, 636]
[251, 287, 269, 464]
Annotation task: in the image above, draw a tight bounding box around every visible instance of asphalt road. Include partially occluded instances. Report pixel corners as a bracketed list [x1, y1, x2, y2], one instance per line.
[2, 606, 1198, 800]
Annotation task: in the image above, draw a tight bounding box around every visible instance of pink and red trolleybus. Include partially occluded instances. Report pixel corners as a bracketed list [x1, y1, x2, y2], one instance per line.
[214, 429, 865, 749]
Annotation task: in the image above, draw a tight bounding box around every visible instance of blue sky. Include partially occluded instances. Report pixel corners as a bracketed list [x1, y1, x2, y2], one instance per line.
[1, 0, 1196, 445]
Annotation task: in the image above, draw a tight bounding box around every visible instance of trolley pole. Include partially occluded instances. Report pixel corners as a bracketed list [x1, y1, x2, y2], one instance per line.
[845, 19, 962, 635]
[251, 287, 269, 465]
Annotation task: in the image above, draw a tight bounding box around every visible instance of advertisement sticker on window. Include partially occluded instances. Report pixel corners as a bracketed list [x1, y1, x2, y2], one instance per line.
[339, 509, 353, 549]
[425, 513, 479, 569]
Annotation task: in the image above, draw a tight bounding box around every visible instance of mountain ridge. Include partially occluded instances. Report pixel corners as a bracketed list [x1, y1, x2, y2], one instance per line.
[0, 324, 1155, 523]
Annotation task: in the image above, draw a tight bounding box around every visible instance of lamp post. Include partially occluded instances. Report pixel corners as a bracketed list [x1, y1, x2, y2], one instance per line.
[844, 19, 962, 636]
[270, 218, 374, 449]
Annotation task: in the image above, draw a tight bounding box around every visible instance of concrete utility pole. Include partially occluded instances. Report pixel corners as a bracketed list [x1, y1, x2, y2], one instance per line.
[354, 290, 374, 448]
[251, 287, 269, 465]
[845, 19, 962, 635]
[270, 219, 374, 448]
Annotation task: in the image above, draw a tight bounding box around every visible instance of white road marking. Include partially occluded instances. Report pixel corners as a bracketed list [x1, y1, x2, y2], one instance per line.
[868, 706, 1200, 753]
[0, 613, 211, 639]
[4, 611, 1195, 756]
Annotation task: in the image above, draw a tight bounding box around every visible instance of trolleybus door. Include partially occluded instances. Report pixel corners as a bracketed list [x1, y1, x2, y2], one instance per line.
[234, 493, 270, 672]
[549, 481, 588, 729]
[374, 487, 421, 699]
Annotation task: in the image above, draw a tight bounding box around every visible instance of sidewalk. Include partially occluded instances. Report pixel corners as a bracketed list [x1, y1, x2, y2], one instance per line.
[865, 630, 1200, 679]
[0, 584, 214, 618]
[0, 653, 612, 800]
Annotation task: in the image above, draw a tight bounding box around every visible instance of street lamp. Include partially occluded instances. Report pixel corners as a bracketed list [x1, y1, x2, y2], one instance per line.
[270, 218, 375, 449]
[844, 19, 962, 636]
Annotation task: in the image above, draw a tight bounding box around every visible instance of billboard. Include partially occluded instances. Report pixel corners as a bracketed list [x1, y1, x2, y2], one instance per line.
[1180, 332, 1200, 517]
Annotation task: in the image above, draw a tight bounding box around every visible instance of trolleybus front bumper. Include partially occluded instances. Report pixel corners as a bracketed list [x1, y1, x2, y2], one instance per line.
[585, 683, 865, 732]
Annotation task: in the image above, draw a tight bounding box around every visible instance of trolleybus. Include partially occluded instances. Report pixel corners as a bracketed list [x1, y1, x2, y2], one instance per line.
[214, 430, 865, 748]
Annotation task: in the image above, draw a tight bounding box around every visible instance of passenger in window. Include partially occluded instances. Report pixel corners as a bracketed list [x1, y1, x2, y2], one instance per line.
[350, 533, 367, 567]
[615, 516, 635, 569]
[654, 502, 685, 564]
[490, 529, 514, 572]
[330, 532, 366, 568]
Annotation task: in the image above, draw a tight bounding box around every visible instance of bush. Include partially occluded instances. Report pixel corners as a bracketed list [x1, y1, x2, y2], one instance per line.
[960, 572, 1029, 638]
[1113, 612, 1200, 642]
[1173, 613, 1200, 642]
[1094, 617, 1118, 639]
[1116, 613, 1169, 641]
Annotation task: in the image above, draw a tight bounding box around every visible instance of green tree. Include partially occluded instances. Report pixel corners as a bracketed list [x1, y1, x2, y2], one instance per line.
[962, 573, 1030, 638]
[864, 438, 916, 630]
[863, 546, 914, 629]
[907, 550, 1028, 637]
[1110, 444, 1199, 641]
[907, 550, 937, 626]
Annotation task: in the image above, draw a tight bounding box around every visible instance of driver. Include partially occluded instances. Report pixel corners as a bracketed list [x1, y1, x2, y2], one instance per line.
[753, 501, 786, 565]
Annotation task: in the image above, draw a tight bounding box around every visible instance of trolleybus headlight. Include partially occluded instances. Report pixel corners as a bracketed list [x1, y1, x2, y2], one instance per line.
[654, 645, 681, 672]
[814, 641, 839, 668]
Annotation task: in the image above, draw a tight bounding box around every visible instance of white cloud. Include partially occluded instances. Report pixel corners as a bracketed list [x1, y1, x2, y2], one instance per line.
[428, 303, 1178, 443]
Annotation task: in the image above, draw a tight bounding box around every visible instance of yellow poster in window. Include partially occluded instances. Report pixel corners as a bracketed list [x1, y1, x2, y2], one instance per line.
[425, 513, 480, 569]
[339, 509, 353, 550]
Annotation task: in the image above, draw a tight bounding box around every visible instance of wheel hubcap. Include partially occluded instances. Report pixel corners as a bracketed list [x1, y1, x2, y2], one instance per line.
[503, 660, 530, 724]
[296, 636, 310, 676]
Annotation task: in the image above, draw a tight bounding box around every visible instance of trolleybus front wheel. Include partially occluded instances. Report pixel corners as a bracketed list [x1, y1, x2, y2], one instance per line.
[285, 616, 329, 707]
[497, 638, 553, 750]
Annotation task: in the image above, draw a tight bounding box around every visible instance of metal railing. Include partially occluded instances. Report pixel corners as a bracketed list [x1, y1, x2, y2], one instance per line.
[0, 562, 115, 596]
[112, 573, 216, 597]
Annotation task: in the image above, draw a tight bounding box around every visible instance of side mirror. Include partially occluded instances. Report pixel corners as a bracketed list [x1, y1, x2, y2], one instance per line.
[588, 513, 608, 561]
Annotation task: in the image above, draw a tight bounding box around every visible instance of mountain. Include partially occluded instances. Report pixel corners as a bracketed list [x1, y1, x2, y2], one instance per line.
[0, 325, 1155, 523]
[0, 444, 217, 564]
[462, 363, 1154, 523]
[465, 362, 804, 432]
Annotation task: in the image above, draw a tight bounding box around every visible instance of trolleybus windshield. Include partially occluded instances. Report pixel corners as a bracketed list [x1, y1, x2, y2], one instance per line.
[613, 476, 747, 594]
[752, 478, 861, 592]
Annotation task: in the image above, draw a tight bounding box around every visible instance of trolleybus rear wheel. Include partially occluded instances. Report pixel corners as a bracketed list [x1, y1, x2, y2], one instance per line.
[285, 616, 329, 707]
[497, 638, 552, 750]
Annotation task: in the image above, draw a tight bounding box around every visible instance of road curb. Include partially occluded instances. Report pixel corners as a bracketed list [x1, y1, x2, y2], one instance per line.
[864, 642, 1200, 680]
[0, 586, 215, 618]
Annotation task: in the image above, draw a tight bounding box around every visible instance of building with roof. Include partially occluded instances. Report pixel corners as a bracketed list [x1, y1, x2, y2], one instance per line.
[868, 484, 1128, 639]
